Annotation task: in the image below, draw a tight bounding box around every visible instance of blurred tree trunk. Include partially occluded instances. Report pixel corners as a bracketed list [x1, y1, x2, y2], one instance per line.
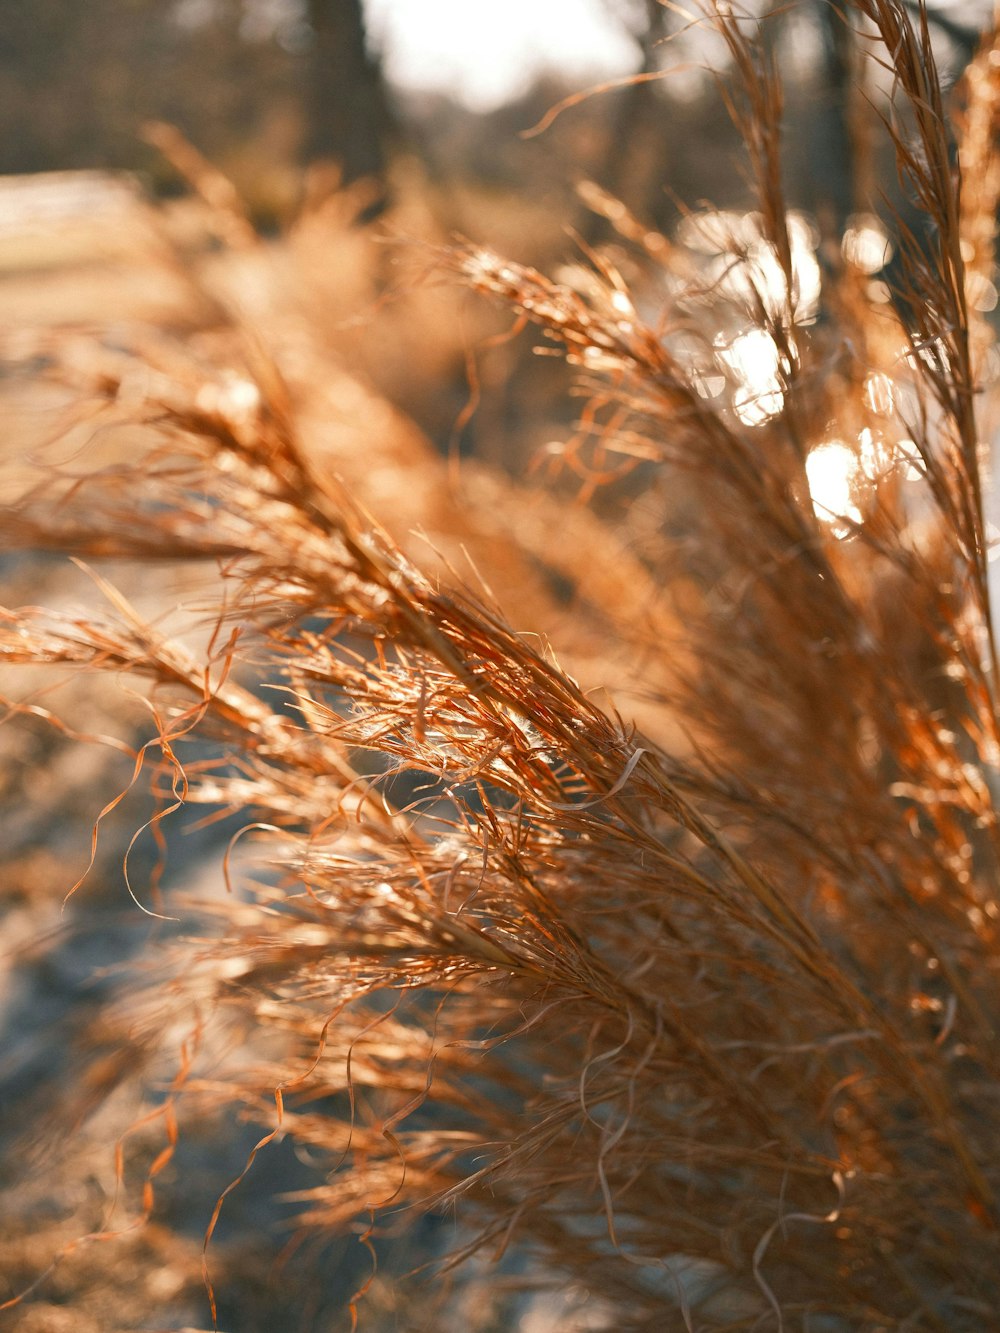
[303, 0, 393, 208]
[583, 0, 669, 239]
[811, 0, 860, 242]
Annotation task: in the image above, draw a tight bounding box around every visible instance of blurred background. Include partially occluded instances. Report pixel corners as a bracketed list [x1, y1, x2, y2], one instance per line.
[2, 0, 995, 477]
[1, 0, 997, 230]
[1, 0, 994, 221]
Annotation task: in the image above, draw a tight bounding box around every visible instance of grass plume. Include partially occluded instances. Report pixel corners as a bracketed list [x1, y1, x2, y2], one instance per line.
[2, 2, 1000, 1328]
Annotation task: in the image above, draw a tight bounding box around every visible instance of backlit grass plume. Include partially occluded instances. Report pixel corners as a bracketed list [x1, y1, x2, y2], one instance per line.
[2, 2, 1000, 1328]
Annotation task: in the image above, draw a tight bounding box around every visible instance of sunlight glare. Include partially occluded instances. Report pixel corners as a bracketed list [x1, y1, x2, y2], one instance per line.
[843, 214, 893, 275]
[858, 426, 891, 482]
[806, 441, 861, 535]
[684, 210, 821, 324]
[718, 328, 786, 426]
[863, 372, 895, 415]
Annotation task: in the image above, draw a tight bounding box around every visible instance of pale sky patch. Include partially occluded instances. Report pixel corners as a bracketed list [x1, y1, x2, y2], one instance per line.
[364, 0, 641, 111]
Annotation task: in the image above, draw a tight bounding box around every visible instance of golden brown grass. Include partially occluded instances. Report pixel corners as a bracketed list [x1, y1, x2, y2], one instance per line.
[2, 2, 1000, 1328]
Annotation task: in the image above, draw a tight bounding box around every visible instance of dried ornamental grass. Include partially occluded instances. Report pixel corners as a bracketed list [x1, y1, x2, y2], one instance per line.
[2, 2, 1000, 1329]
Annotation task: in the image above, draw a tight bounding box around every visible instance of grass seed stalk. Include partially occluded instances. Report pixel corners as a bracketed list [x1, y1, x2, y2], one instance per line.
[2, 1, 1000, 1328]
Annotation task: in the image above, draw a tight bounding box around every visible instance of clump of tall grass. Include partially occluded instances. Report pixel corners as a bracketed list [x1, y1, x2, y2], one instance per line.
[3, 1, 1000, 1327]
